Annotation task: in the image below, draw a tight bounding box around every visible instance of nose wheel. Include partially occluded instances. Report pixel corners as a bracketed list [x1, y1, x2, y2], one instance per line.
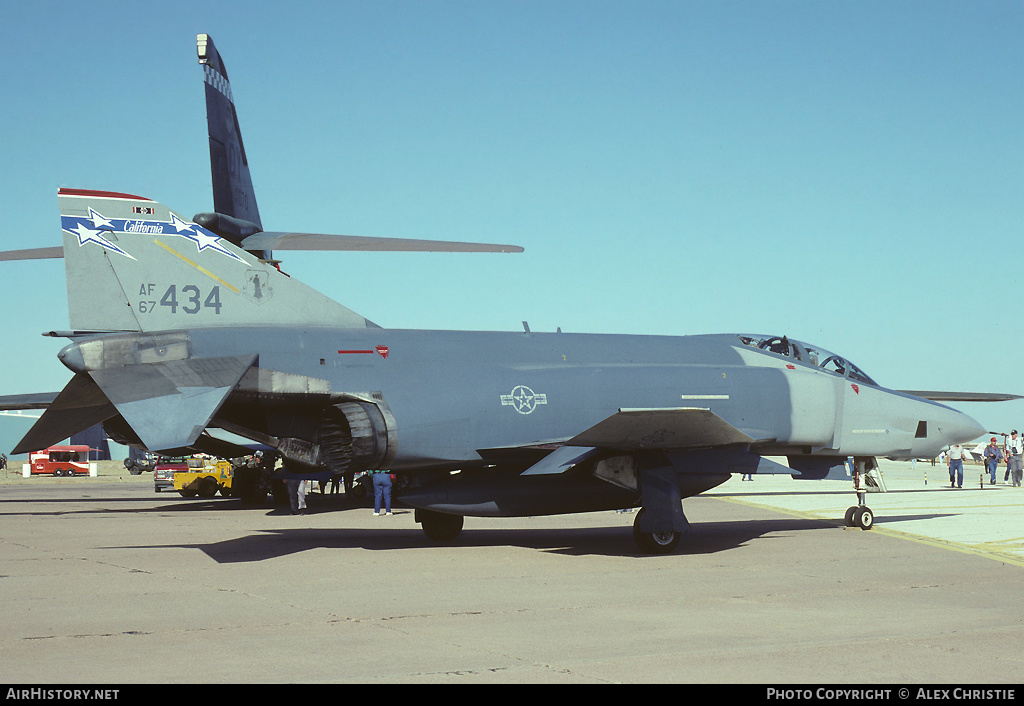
[844, 502, 874, 529]
[844, 458, 877, 530]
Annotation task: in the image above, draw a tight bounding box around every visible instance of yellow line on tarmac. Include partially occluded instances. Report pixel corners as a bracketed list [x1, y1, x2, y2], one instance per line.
[867, 527, 1024, 569]
[715, 495, 1024, 569]
[154, 239, 240, 293]
[972, 537, 1024, 552]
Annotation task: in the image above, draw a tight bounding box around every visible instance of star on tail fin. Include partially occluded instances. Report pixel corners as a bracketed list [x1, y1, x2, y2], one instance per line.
[58, 188, 376, 333]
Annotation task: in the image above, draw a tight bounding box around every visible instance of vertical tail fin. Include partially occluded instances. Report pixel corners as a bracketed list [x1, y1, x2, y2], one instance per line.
[59, 188, 376, 332]
[197, 33, 262, 229]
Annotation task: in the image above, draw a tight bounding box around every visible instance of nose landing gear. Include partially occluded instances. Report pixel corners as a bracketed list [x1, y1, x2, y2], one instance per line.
[844, 457, 883, 530]
[844, 503, 874, 529]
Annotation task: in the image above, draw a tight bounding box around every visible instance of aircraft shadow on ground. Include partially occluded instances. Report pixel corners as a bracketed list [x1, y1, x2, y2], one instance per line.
[5, 492, 957, 559]
[112, 515, 865, 563]
[0, 497, 244, 517]
[712, 486, 967, 500]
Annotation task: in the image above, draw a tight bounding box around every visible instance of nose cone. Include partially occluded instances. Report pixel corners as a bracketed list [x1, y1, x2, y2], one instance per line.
[937, 407, 986, 446]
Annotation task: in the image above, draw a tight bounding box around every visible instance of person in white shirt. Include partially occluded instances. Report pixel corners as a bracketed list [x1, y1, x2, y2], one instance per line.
[947, 443, 968, 488]
[1005, 430, 1023, 487]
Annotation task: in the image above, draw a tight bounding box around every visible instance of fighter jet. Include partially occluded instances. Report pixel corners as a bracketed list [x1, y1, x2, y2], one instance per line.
[0, 35, 1012, 553]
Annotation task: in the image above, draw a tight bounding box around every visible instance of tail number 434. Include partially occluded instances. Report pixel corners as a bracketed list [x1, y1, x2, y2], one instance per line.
[138, 284, 222, 315]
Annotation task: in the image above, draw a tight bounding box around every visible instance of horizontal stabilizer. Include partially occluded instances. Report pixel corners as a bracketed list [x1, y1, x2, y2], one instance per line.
[89, 354, 256, 452]
[899, 390, 1023, 402]
[0, 234, 523, 261]
[12, 374, 117, 454]
[0, 246, 64, 261]
[240, 231, 524, 254]
[565, 408, 754, 451]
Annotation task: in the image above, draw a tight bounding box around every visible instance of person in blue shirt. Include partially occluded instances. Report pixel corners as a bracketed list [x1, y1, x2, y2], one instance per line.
[983, 437, 1003, 485]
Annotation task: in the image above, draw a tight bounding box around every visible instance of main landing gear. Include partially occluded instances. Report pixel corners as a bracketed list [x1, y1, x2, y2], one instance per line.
[632, 508, 682, 554]
[415, 509, 464, 542]
[631, 468, 690, 554]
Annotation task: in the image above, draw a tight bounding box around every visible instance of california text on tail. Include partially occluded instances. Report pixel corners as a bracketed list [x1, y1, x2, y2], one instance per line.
[59, 188, 374, 333]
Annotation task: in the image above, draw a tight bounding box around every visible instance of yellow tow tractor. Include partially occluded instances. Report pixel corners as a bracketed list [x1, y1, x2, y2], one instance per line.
[173, 457, 233, 498]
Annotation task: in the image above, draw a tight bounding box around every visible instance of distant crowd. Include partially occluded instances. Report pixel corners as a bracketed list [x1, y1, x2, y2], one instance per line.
[943, 431, 1023, 488]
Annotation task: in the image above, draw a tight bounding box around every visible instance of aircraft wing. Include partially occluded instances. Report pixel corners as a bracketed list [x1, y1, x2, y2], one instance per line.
[240, 231, 524, 254]
[564, 407, 755, 450]
[516, 408, 761, 476]
[899, 390, 1023, 402]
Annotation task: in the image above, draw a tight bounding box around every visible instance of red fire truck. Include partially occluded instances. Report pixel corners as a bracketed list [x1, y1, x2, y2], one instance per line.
[27, 445, 93, 476]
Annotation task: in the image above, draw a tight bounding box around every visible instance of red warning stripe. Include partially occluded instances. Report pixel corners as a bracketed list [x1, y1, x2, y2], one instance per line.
[338, 346, 389, 359]
[59, 188, 152, 200]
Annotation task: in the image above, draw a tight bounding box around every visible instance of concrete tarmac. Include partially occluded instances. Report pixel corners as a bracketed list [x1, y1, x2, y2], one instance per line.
[1, 461, 1022, 684]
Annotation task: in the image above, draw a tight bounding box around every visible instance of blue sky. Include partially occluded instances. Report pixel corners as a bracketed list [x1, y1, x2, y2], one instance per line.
[1, 0, 1022, 458]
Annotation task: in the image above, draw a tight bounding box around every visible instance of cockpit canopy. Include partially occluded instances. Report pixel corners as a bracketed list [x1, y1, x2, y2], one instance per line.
[738, 334, 878, 386]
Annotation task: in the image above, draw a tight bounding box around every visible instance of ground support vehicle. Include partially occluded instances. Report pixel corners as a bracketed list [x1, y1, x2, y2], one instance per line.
[231, 453, 289, 506]
[174, 458, 233, 498]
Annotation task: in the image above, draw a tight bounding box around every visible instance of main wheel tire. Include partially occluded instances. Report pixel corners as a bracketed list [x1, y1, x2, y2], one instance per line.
[419, 511, 464, 542]
[632, 509, 682, 554]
